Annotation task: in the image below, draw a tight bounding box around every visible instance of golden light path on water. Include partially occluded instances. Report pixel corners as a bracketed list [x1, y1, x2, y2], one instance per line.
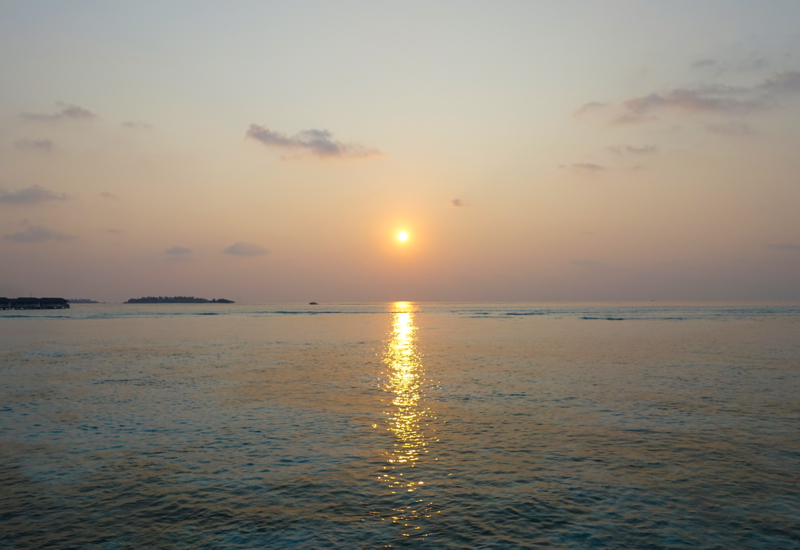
[373, 302, 439, 538]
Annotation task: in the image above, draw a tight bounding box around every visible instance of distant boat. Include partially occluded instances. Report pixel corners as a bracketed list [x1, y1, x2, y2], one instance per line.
[309, 302, 318, 305]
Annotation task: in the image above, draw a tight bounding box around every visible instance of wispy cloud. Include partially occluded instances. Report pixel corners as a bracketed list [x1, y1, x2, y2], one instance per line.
[581, 71, 800, 126]
[20, 103, 96, 122]
[607, 144, 657, 155]
[691, 57, 769, 74]
[223, 242, 267, 256]
[165, 246, 192, 255]
[705, 122, 754, 135]
[449, 198, 468, 207]
[15, 139, 54, 153]
[121, 120, 153, 129]
[573, 101, 608, 118]
[100, 191, 121, 201]
[762, 71, 800, 93]
[0, 185, 71, 204]
[4, 225, 76, 243]
[766, 243, 800, 251]
[561, 163, 606, 174]
[246, 124, 382, 159]
[691, 59, 718, 70]
[613, 88, 761, 124]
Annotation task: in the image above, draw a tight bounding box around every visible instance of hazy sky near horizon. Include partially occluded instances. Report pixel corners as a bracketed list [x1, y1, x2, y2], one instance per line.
[1, 1, 799, 302]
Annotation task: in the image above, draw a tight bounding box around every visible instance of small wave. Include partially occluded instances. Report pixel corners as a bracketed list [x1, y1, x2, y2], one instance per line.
[0, 314, 71, 319]
[582, 316, 626, 321]
[262, 310, 383, 316]
[274, 311, 335, 315]
[505, 312, 546, 316]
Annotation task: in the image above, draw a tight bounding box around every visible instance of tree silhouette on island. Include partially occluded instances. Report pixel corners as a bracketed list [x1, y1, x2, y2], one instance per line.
[125, 296, 234, 304]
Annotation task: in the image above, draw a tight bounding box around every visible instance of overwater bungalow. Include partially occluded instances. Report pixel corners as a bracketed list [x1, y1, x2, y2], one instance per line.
[40, 298, 70, 309]
[5, 297, 71, 310]
[13, 297, 41, 309]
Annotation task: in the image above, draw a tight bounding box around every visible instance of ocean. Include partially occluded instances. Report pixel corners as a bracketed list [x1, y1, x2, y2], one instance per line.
[1, 303, 799, 548]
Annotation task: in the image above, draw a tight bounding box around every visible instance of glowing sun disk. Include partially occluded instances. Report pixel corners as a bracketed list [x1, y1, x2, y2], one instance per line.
[398, 231, 408, 241]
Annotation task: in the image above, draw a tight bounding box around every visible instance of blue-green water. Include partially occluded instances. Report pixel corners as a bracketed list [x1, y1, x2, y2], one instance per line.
[1, 303, 799, 548]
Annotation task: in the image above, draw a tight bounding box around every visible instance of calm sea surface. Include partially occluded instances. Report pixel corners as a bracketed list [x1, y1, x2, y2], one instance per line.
[1, 303, 799, 549]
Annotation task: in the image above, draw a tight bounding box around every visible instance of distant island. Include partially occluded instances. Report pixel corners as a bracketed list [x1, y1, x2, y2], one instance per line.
[68, 299, 99, 304]
[125, 296, 235, 304]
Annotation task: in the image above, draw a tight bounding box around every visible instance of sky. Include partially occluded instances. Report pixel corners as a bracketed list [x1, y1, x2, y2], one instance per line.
[1, 0, 799, 303]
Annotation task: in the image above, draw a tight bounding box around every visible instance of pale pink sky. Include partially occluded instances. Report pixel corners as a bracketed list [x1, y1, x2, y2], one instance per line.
[1, 1, 799, 302]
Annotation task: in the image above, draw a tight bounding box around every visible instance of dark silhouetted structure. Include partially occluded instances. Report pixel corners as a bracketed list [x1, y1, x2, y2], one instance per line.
[0, 297, 70, 310]
[125, 296, 234, 304]
[40, 298, 70, 309]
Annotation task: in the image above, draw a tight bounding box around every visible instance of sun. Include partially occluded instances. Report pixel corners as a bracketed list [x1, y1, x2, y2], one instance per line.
[397, 231, 408, 242]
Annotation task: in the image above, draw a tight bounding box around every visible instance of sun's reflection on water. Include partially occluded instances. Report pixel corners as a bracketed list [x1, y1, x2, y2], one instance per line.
[372, 301, 439, 537]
